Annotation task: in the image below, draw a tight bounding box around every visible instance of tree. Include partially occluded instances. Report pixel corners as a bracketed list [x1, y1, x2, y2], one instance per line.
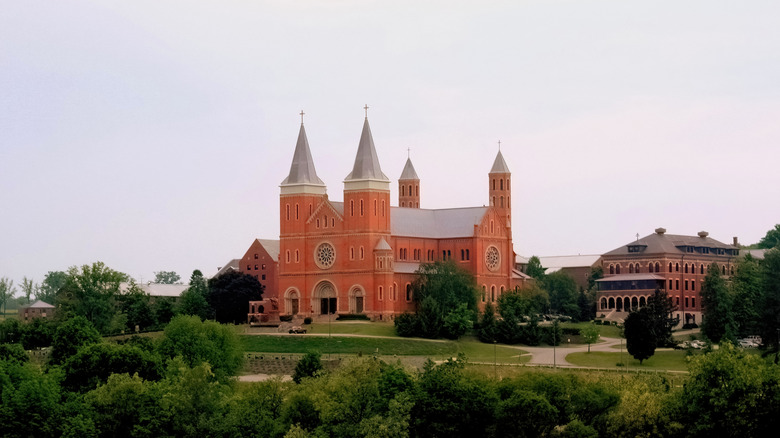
[582, 323, 600, 353]
[681, 343, 780, 437]
[730, 254, 762, 337]
[543, 272, 580, 319]
[494, 389, 558, 438]
[50, 315, 101, 365]
[157, 315, 243, 381]
[526, 256, 547, 279]
[293, 351, 323, 384]
[644, 288, 678, 347]
[20, 277, 37, 304]
[153, 271, 181, 284]
[36, 271, 67, 304]
[757, 224, 780, 249]
[477, 302, 498, 343]
[61, 342, 162, 392]
[177, 270, 211, 320]
[701, 263, 736, 344]
[623, 308, 656, 364]
[0, 277, 16, 316]
[408, 261, 478, 339]
[760, 248, 780, 352]
[0, 343, 28, 364]
[57, 262, 128, 333]
[207, 271, 264, 324]
[117, 282, 155, 332]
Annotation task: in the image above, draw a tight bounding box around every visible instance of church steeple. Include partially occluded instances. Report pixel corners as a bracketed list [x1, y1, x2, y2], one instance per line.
[398, 155, 420, 208]
[280, 119, 326, 195]
[488, 146, 511, 229]
[344, 116, 390, 183]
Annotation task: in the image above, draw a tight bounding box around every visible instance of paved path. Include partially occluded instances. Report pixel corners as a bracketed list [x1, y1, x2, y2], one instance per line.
[519, 336, 624, 367]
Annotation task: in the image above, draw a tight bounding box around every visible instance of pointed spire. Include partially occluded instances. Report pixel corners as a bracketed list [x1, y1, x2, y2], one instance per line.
[345, 117, 389, 182]
[281, 123, 325, 186]
[490, 149, 510, 174]
[399, 157, 419, 180]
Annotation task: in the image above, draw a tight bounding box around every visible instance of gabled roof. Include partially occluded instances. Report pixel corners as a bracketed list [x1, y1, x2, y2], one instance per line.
[603, 230, 737, 257]
[345, 118, 389, 182]
[490, 150, 510, 174]
[391, 206, 488, 238]
[256, 239, 280, 262]
[375, 237, 392, 251]
[281, 124, 325, 186]
[399, 157, 419, 180]
[119, 282, 188, 298]
[215, 259, 241, 277]
[24, 300, 55, 309]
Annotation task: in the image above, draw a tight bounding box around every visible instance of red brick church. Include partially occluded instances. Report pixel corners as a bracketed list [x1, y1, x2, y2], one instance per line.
[248, 110, 527, 321]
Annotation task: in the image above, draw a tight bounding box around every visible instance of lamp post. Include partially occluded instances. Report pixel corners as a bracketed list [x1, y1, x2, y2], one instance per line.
[493, 340, 497, 379]
[553, 324, 557, 369]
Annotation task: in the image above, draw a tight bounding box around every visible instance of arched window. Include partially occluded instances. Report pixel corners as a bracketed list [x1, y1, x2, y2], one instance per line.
[286, 204, 290, 221]
[406, 284, 412, 301]
[482, 285, 486, 302]
[408, 185, 412, 196]
[675, 263, 680, 272]
[295, 204, 299, 220]
[635, 263, 640, 273]
[685, 264, 688, 274]
[639, 296, 646, 307]
[601, 298, 607, 310]
[669, 262, 673, 272]
[629, 264, 634, 274]
[700, 264, 705, 274]
[402, 185, 405, 196]
[286, 250, 290, 263]
[374, 199, 377, 216]
[616, 265, 621, 274]
[500, 196, 504, 207]
[360, 199, 364, 216]
[500, 179, 504, 190]
[350, 247, 355, 260]
[722, 265, 726, 275]
[655, 262, 660, 272]
[461, 249, 465, 260]
[350, 200, 354, 216]
[609, 265, 615, 275]
[466, 249, 470, 260]
[360, 247, 364, 259]
[491, 286, 496, 302]
[608, 297, 615, 309]
[295, 250, 299, 263]
[492, 179, 496, 190]
[649, 263, 654, 273]
[378, 286, 383, 301]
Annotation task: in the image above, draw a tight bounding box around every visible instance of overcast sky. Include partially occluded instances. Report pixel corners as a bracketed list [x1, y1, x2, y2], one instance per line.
[2, 1, 779, 288]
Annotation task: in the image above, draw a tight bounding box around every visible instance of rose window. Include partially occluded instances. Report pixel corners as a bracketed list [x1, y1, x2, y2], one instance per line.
[485, 246, 500, 272]
[315, 243, 336, 269]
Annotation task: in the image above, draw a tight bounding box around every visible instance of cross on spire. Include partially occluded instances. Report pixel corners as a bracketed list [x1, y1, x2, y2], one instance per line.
[498, 140, 501, 150]
[407, 147, 411, 159]
[299, 110, 305, 124]
[364, 104, 369, 118]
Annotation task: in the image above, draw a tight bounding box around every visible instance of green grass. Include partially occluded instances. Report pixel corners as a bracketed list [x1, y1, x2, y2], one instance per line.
[240, 334, 528, 364]
[565, 349, 700, 372]
[305, 321, 397, 337]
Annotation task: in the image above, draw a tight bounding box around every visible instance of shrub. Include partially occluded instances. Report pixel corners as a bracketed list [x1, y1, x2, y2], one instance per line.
[279, 315, 293, 322]
[561, 327, 581, 336]
[682, 323, 699, 329]
[303, 317, 312, 325]
[394, 313, 419, 337]
[336, 314, 370, 321]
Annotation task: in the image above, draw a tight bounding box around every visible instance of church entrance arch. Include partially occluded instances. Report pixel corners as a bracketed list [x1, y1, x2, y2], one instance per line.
[313, 281, 337, 315]
[284, 288, 300, 315]
[349, 286, 365, 314]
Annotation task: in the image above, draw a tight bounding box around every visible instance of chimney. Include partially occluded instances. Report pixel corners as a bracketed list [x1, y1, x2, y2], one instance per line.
[655, 227, 666, 235]
[733, 237, 739, 246]
[698, 231, 709, 238]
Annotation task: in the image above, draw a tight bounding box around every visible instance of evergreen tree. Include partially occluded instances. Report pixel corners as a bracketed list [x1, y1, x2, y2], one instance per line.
[526, 256, 547, 279]
[644, 288, 678, 347]
[759, 248, 780, 352]
[477, 302, 498, 343]
[701, 263, 736, 344]
[624, 308, 656, 364]
[731, 254, 762, 337]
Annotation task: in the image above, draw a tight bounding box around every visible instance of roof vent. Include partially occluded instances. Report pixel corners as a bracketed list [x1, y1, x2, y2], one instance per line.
[655, 227, 666, 235]
[698, 231, 709, 238]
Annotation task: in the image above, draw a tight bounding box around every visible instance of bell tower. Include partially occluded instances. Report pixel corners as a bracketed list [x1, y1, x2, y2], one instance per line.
[488, 146, 511, 230]
[398, 154, 420, 208]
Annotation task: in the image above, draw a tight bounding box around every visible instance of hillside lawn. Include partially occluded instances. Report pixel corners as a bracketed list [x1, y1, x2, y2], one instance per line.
[565, 349, 701, 372]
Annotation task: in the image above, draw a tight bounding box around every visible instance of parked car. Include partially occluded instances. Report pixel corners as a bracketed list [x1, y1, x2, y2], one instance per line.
[289, 326, 307, 334]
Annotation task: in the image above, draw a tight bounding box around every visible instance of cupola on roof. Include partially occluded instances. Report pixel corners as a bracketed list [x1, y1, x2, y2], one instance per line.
[345, 117, 389, 182]
[281, 123, 325, 186]
[399, 157, 419, 180]
[490, 150, 511, 174]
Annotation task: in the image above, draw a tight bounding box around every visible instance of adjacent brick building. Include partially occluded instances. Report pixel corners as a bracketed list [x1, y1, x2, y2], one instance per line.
[596, 227, 739, 325]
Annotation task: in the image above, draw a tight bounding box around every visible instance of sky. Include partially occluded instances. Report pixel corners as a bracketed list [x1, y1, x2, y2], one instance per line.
[2, 0, 779, 289]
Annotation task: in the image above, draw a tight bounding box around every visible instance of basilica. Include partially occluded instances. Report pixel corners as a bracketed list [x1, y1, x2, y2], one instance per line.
[247, 111, 527, 321]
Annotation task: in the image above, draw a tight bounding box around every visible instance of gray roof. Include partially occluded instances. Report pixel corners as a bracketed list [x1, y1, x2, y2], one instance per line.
[281, 124, 325, 186]
[490, 150, 510, 173]
[596, 273, 665, 282]
[391, 206, 488, 238]
[603, 230, 737, 257]
[24, 300, 54, 309]
[375, 237, 392, 251]
[215, 259, 241, 277]
[256, 239, 280, 262]
[395, 262, 421, 274]
[740, 249, 767, 260]
[399, 157, 419, 180]
[538, 254, 602, 269]
[119, 282, 188, 298]
[345, 118, 389, 181]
